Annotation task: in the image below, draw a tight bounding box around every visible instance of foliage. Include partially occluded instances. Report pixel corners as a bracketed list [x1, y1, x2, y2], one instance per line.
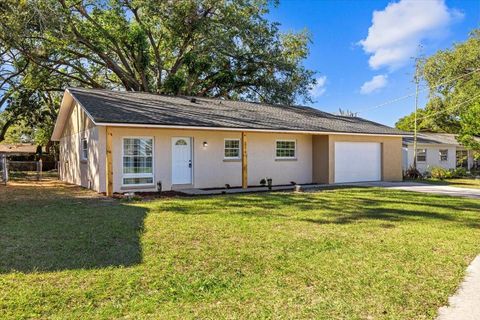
[403, 165, 422, 179]
[451, 167, 468, 178]
[395, 29, 480, 150]
[0, 46, 67, 144]
[338, 108, 358, 117]
[1, 181, 480, 319]
[457, 102, 480, 150]
[426, 166, 469, 181]
[429, 166, 468, 180]
[0, 0, 315, 105]
[395, 107, 441, 132]
[429, 166, 451, 180]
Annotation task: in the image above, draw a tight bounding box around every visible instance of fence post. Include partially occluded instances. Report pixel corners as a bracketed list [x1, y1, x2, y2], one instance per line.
[2, 156, 8, 185]
[37, 159, 43, 181]
[0, 155, 3, 185]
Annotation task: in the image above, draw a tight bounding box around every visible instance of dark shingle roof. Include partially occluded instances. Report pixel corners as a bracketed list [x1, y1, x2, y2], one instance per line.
[68, 88, 403, 135]
[402, 133, 460, 145]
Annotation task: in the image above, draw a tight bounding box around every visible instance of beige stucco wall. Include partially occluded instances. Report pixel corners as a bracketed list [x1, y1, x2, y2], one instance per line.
[327, 135, 403, 183]
[58, 102, 104, 192]
[57, 104, 403, 193]
[312, 135, 329, 184]
[107, 127, 313, 193]
[247, 132, 312, 186]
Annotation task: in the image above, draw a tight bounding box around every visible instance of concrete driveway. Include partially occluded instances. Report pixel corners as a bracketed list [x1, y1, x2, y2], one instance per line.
[346, 181, 480, 199]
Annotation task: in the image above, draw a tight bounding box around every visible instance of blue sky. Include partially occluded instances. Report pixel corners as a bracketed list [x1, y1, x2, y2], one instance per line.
[267, 0, 480, 126]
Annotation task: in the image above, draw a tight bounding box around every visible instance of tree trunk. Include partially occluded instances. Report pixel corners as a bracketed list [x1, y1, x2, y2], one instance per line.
[0, 118, 14, 143]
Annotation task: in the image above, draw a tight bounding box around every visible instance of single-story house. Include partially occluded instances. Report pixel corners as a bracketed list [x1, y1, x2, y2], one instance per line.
[51, 88, 404, 195]
[402, 133, 478, 173]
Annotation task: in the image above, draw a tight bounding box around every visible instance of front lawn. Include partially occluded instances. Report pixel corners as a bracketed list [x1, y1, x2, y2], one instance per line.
[1, 180, 479, 319]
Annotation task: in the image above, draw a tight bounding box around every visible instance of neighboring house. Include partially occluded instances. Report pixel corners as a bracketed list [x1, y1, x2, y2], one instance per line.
[402, 133, 478, 173]
[51, 88, 404, 195]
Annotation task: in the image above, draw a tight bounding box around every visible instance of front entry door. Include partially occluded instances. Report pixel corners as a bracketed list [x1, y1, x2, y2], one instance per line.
[172, 137, 192, 184]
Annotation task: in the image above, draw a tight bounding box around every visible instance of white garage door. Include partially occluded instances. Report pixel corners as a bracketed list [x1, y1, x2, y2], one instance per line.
[334, 142, 381, 183]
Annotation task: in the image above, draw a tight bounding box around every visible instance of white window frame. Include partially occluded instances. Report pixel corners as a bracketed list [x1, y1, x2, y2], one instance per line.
[80, 138, 88, 161]
[439, 149, 448, 162]
[224, 138, 241, 160]
[122, 136, 155, 187]
[416, 148, 427, 162]
[275, 139, 297, 159]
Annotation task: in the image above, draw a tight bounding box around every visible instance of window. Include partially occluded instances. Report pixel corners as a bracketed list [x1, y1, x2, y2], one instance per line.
[276, 140, 296, 159]
[416, 149, 426, 162]
[175, 139, 188, 146]
[439, 149, 448, 162]
[224, 139, 240, 159]
[81, 138, 88, 161]
[122, 137, 154, 186]
[456, 150, 468, 168]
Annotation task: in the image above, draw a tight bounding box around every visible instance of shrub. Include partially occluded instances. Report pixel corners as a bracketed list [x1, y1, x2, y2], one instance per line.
[430, 166, 451, 180]
[404, 166, 422, 179]
[451, 167, 468, 178]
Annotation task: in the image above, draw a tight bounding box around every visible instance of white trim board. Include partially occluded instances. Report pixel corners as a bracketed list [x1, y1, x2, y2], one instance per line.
[95, 122, 403, 137]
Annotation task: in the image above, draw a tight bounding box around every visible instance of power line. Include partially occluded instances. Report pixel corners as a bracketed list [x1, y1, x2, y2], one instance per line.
[415, 92, 480, 122]
[356, 67, 480, 114]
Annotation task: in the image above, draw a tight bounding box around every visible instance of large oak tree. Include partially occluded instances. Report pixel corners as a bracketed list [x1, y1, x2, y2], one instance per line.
[0, 0, 316, 143]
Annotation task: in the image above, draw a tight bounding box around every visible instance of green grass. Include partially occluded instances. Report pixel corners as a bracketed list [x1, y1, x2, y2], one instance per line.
[0, 180, 479, 319]
[415, 178, 480, 189]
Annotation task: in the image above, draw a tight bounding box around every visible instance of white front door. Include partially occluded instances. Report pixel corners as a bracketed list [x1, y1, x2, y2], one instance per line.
[334, 142, 382, 183]
[172, 137, 192, 184]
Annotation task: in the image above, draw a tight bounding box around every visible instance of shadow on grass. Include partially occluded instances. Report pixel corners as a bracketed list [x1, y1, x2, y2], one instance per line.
[158, 188, 480, 228]
[0, 195, 147, 274]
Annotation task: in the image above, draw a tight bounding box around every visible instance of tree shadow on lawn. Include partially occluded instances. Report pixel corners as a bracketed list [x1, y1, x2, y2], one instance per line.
[159, 188, 480, 228]
[0, 195, 147, 274]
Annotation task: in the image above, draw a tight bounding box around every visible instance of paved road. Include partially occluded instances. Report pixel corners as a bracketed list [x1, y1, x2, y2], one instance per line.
[347, 181, 480, 199]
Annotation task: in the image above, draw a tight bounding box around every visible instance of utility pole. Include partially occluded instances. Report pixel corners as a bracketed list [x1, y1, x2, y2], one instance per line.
[413, 60, 420, 170]
[412, 45, 423, 170]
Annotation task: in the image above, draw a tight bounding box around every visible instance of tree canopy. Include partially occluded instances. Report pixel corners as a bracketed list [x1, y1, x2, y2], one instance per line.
[0, 0, 316, 144]
[395, 29, 480, 150]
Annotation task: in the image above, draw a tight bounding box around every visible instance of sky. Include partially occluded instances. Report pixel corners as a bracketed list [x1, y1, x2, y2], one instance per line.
[267, 0, 480, 126]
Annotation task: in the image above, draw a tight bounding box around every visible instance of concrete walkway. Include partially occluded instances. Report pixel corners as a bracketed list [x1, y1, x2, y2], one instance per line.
[437, 256, 480, 320]
[349, 181, 480, 199]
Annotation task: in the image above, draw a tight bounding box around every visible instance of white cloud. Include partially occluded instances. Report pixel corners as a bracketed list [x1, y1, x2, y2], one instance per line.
[310, 76, 327, 98]
[360, 75, 388, 94]
[359, 0, 462, 70]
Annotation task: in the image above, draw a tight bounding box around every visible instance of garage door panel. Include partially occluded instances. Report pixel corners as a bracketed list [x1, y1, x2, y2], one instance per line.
[334, 142, 381, 183]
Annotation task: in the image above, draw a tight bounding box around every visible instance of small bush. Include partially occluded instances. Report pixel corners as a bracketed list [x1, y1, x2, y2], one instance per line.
[451, 167, 468, 178]
[430, 167, 451, 180]
[404, 166, 422, 179]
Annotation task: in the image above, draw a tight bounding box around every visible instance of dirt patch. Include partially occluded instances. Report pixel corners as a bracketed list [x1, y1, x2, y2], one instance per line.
[0, 177, 107, 203]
